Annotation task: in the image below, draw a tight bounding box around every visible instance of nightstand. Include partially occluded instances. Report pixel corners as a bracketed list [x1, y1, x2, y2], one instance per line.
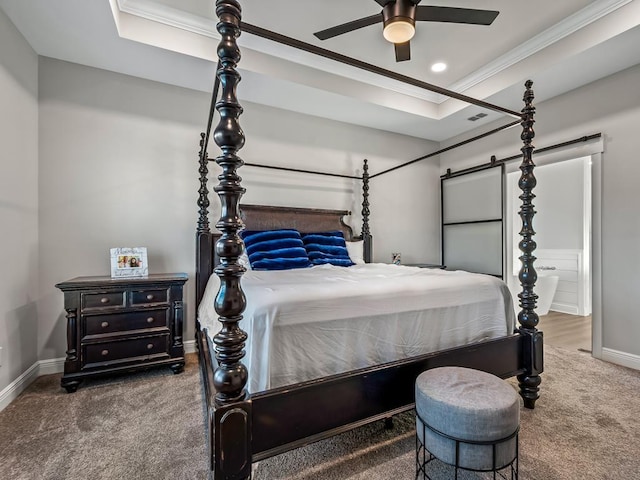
[56, 273, 188, 392]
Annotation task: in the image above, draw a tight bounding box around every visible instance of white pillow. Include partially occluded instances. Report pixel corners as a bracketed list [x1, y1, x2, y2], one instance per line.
[345, 240, 365, 265]
[238, 251, 252, 270]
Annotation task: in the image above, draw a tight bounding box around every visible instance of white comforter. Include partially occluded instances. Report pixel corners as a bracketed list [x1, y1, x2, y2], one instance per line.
[199, 263, 516, 393]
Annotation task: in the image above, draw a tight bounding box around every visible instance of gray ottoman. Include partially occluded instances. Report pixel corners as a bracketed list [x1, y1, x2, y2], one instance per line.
[415, 367, 520, 479]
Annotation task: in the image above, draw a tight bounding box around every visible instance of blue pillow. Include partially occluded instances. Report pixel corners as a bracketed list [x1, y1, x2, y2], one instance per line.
[302, 231, 354, 267]
[245, 238, 302, 257]
[241, 229, 311, 270]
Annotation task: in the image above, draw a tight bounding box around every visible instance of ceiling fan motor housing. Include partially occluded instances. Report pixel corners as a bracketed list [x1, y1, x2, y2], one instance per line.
[382, 1, 417, 30]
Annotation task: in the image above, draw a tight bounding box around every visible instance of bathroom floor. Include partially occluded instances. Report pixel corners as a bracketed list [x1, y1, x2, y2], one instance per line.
[537, 311, 592, 352]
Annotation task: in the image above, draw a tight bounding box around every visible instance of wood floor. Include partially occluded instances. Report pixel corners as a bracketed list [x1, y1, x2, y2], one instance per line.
[537, 310, 592, 352]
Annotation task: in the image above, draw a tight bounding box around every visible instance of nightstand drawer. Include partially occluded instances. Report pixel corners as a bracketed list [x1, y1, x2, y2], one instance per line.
[130, 288, 168, 306]
[83, 335, 170, 367]
[84, 309, 169, 336]
[82, 291, 126, 310]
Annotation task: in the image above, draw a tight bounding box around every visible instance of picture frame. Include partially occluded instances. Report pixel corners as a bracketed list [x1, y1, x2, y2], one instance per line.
[110, 247, 149, 278]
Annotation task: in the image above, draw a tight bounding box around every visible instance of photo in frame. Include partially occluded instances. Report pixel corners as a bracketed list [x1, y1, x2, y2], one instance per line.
[110, 247, 149, 278]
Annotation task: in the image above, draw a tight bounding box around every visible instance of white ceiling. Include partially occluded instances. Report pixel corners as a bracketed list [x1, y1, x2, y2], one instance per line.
[1, 0, 639, 141]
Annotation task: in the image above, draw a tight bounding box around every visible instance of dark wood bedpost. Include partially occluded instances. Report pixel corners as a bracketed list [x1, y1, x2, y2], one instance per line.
[362, 159, 372, 262]
[198, 132, 210, 234]
[211, 1, 252, 478]
[196, 132, 212, 314]
[517, 80, 543, 409]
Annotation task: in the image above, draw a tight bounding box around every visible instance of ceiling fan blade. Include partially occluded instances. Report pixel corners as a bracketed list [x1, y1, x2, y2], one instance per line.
[314, 14, 382, 40]
[415, 6, 499, 25]
[395, 41, 411, 62]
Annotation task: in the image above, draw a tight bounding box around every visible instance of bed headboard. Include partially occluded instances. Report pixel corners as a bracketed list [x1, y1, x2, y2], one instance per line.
[240, 204, 355, 240]
[196, 204, 365, 311]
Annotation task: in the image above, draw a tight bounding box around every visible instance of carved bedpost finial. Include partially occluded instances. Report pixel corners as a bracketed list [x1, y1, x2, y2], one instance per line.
[212, 0, 248, 407]
[517, 79, 543, 409]
[362, 159, 370, 236]
[361, 159, 372, 263]
[197, 132, 210, 234]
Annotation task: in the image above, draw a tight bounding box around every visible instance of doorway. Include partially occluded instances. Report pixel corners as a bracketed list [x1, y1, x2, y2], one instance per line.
[505, 156, 592, 352]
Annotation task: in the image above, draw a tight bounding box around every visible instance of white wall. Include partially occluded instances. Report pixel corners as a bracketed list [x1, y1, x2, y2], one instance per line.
[368, 159, 441, 265]
[524, 157, 585, 250]
[441, 64, 640, 361]
[37, 57, 438, 360]
[0, 8, 39, 393]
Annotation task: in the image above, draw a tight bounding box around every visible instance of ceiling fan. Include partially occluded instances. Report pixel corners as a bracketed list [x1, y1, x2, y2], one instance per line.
[313, 0, 499, 62]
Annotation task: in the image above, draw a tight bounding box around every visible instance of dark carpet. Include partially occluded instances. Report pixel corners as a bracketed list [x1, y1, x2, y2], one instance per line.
[1, 345, 638, 479]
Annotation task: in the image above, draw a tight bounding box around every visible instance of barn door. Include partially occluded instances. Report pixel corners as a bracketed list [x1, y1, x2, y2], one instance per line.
[441, 165, 504, 277]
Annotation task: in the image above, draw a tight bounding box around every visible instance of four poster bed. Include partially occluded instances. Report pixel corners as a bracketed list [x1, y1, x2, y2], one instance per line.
[196, 2, 543, 478]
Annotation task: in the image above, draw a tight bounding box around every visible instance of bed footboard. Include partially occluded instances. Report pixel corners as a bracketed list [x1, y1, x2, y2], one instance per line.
[198, 327, 523, 477]
[250, 335, 523, 460]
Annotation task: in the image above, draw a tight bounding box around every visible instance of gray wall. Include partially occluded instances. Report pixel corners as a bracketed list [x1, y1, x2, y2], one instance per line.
[441, 64, 640, 359]
[0, 8, 39, 393]
[37, 57, 439, 362]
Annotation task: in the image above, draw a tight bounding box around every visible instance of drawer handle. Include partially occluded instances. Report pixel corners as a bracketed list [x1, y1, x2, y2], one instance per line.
[146, 343, 154, 350]
[101, 349, 109, 356]
[101, 321, 109, 328]
[100, 297, 109, 304]
[146, 317, 154, 324]
[146, 294, 154, 300]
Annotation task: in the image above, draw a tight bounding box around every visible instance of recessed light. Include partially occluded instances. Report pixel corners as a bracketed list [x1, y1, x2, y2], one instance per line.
[431, 62, 447, 73]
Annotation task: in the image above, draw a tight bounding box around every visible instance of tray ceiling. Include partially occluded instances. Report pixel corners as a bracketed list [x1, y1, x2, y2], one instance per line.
[1, 0, 639, 140]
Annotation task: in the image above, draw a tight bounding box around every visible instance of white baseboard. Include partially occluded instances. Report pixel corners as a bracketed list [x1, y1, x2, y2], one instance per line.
[0, 362, 40, 412]
[602, 348, 640, 371]
[39, 357, 65, 376]
[550, 303, 579, 315]
[184, 339, 196, 354]
[1, 340, 199, 412]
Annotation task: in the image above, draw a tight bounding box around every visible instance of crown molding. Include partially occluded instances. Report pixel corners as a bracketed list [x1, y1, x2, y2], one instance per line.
[117, 0, 216, 38]
[449, 0, 634, 93]
[115, 0, 444, 104]
[117, 0, 633, 106]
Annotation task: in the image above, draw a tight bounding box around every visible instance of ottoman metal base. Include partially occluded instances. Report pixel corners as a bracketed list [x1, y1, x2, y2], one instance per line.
[416, 416, 519, 480]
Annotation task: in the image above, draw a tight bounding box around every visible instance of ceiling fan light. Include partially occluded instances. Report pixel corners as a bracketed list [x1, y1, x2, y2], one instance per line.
[383, 19, 415, 44]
